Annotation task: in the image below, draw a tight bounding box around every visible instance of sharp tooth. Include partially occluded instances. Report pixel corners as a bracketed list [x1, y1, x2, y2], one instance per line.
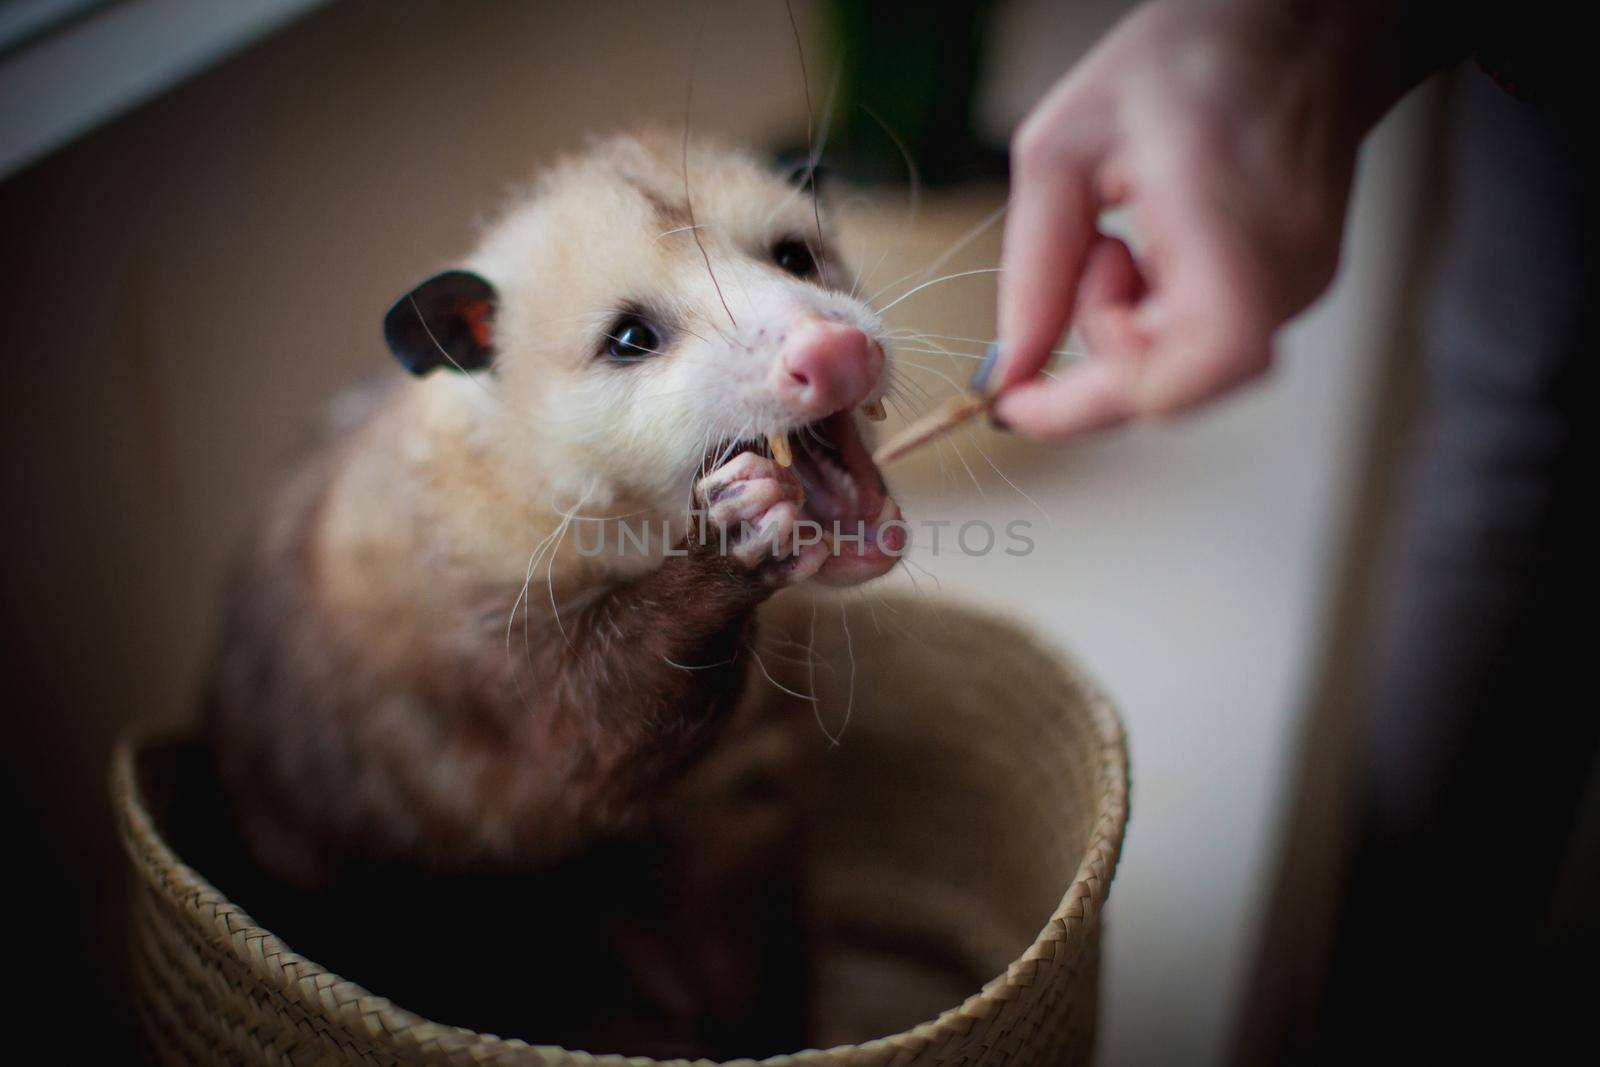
[769, 433, 792, 467]
[862, 399, 886, 422]
[874, 496, 897, 524]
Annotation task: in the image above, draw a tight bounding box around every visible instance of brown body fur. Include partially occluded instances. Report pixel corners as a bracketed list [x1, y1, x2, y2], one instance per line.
[206, 391, 819, 1052]
[210, 395, 775, 883]
[205, 131, 895, 1054]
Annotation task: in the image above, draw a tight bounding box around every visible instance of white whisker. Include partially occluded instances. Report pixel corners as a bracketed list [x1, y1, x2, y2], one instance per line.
[875, 268, 1003, 315]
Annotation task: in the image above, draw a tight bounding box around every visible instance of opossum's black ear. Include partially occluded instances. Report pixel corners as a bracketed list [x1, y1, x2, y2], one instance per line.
[383, 270, 497, 375]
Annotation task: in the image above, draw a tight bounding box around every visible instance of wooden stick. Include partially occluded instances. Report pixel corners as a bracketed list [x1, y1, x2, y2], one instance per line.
[874, 341, 1001, 466]
[872, 391, 993, 466]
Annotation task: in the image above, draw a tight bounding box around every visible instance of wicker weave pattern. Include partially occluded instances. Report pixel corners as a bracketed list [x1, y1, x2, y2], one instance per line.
[114, 595, 1129, 1067]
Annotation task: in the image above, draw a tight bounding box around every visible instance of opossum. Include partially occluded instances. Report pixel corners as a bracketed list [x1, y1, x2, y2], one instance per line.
[204, 129, 904, 1056]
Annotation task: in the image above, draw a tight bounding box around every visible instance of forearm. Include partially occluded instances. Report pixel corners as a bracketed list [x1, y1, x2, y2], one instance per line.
[510, 537, 771, 817]
[491, 456, 817, 844]
[562, 539, 767, 718]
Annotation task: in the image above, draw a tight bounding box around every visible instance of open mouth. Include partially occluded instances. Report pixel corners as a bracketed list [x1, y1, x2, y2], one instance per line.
[714, 408, 905, 585]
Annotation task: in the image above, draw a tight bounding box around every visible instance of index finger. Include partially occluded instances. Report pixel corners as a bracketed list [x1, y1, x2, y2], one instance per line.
[994, 133, 1100, 392]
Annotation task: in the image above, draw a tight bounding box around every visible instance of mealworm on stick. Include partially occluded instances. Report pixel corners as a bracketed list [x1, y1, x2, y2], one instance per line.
[873, 340, 1004, 466]
[872, 392, 993, 466]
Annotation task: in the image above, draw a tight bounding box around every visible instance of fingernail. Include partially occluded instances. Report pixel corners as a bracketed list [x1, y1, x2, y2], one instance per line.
[969, 342, 1002, 396]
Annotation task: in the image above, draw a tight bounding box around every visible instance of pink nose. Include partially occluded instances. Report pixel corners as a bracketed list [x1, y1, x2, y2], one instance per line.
[774, 322, 881, 416]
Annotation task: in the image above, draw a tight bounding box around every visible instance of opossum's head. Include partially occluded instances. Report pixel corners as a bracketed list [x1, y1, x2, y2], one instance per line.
[383, 130, 902, 586]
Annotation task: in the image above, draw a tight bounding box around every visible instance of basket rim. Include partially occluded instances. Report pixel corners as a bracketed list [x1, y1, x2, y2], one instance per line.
[112, 593, 1129, 1066]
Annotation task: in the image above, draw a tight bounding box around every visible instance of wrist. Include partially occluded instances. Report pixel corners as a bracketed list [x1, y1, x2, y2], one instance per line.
[1219, 0, 1471, 129]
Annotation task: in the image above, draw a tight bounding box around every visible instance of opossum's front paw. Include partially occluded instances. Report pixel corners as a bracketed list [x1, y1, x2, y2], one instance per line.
[696, 452, 829, 583]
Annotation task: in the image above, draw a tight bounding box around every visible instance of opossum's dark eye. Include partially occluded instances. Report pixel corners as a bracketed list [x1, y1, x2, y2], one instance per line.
[606, 316, 661, 362]
[773, 239, 817, 279]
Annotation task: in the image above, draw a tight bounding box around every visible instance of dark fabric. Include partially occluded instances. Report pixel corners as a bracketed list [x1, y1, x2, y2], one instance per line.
[1311, 71, 1597, 1059]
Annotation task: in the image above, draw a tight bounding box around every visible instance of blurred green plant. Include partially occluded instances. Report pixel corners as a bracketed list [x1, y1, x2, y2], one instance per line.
[815, 0, 1003, 186]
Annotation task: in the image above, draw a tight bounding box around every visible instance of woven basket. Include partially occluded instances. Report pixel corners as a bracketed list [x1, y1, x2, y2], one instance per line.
[114, 593, 1128, 1066]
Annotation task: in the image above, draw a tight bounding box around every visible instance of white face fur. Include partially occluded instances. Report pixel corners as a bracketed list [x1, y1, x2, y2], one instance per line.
[455, 132, 892, 523]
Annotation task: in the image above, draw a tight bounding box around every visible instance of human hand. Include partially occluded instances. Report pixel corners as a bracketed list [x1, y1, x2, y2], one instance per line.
[992, 0, 1432, 438]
